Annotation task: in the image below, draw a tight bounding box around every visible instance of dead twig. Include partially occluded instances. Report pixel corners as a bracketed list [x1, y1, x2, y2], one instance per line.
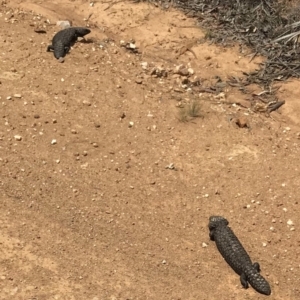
[104, 0, 126, 11]
[268, 100, 285, 113]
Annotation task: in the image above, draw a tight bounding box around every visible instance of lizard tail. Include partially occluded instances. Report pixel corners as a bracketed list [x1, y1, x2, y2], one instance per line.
[245, 265, 271, 295]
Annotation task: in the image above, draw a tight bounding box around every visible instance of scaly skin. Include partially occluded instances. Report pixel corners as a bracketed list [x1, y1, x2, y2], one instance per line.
[209, 216, 271, 295]
[47, 27, 91, 60]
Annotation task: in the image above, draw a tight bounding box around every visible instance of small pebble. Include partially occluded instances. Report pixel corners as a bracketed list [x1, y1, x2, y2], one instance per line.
[128, 43, 136, 49]
[287, 219, 294, 226]
[14, 135, 22, 141]
[51, 139, 57, 145]
[188, 68, 194, 75]
[83, 100, 91, 106]
[141, 62, 148, 69]
[202, 242, 208, 248]
[128, 121, 134, 128]
[14, 94, 22, 98]
[165, 163, 175, 170]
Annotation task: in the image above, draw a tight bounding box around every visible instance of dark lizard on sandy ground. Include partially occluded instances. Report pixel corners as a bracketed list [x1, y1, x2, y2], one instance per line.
[208, 216, 271, 296]
[47, 27, 91, 62]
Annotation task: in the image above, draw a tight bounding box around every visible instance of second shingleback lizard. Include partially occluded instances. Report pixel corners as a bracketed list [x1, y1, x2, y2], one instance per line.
[208, 216, 271, 295]
[47, 27, 91, 61]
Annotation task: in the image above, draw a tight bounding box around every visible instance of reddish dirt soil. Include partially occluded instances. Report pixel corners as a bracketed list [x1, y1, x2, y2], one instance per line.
[1, 0, 300, 299]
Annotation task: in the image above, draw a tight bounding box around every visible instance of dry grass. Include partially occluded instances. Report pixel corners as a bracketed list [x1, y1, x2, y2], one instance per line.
[177, 101, 202, 122]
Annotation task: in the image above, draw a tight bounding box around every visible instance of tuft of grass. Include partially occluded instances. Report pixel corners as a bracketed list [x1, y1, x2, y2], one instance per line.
[177, 101, 202, 122]
[187, 101, 201, 118]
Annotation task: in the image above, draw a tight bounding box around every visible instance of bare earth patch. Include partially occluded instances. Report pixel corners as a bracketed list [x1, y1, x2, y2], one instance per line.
[0, 0, 300, 299]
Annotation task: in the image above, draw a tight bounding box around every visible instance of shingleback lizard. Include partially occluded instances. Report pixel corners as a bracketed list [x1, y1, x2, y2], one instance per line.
[209, 216, 271, 295]
[47, 27, 91, 61]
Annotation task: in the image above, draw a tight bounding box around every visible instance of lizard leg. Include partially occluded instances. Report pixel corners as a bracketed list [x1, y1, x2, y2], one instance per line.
[64, 46, 70, 54]
[209, 230, 215, 241]
[253, 262, 261, 272]
[47, 45, 54, 52]
[240, 273, 249, 289]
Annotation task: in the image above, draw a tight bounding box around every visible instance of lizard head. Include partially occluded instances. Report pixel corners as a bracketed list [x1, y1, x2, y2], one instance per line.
[208, 216, 229, 230]
[75, 28, 91, 37]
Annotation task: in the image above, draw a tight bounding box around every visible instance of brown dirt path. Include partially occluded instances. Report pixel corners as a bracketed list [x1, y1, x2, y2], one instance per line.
[1, 0, 300, 299]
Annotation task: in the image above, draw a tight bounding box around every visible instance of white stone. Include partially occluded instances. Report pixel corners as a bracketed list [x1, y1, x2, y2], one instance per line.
[14, 135, 22, 141]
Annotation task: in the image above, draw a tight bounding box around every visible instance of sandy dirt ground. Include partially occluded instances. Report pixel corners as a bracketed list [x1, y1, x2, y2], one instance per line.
[0, 0, 300, 299]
